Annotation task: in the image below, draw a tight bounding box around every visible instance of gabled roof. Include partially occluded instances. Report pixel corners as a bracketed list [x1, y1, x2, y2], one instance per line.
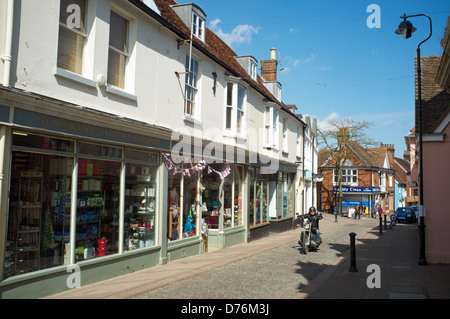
[319, 140, 390, 170]
[393, 157, 410, 185]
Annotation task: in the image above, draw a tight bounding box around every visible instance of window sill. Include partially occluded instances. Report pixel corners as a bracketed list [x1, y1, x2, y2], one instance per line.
[223, 130, 247, 141]
[183, 115, 203, 126]
[263, 145, 279, 152]
[54, 67, 97, 88]
[106, 84, 137, 102]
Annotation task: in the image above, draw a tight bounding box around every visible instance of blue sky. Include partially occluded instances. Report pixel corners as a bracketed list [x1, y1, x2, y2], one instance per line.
[194, 0, 450, 158]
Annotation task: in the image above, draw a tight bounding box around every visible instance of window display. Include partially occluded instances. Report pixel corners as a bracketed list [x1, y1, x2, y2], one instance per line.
[4, 131, 161, 279]
[124, 163, 157, 251]
[4, 132, 75, 279]
[167, 164, 199, 240]
[202, 164, 221, 229]
[168, 173, 181, 240]
[249, 167, 269, 226]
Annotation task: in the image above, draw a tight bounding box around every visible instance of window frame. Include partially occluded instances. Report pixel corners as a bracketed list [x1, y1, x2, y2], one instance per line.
[107, 10, 130, 90]
[184, 55, 200, 120]
[57, 0, 88, 76]
[224, 80, 247, 139]
[264, 105, 279, 150]
[333, 168, 358, 186]
[282, 117, 288, 154]
[192, 12, 205, 41]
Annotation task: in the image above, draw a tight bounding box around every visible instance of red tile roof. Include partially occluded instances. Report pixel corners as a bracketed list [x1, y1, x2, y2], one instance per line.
[133, 0, 298, 118]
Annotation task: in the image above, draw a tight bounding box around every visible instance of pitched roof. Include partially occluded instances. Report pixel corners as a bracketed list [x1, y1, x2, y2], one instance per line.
[393, 157, 410, 185]
[142, 0, 298, 118]
[415, 55, 450, 134]
[319, 140, 390, 170]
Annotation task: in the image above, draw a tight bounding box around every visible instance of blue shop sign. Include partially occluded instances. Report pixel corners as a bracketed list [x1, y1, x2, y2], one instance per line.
[333, 186, 381, 193]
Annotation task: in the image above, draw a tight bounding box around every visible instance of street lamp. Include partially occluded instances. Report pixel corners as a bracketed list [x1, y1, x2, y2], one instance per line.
[395, 13, 432, 266]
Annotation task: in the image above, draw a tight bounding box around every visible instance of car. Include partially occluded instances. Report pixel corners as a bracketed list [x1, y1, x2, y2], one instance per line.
[395, 207, 417, 224]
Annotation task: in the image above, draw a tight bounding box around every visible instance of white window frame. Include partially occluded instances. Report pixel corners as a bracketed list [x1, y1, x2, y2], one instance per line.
[57, 0, 88, 76]
[184, 55, 201, 120]
[296, 126, 301, 158]
[224, 79, 247, 139]
[192, 12, 205, 41]
[107, 9, 130, 90]
[264, 105, 279, 150]
[282, 117, 288, 154]
[250, 62, 257, 81]
[334, 168, 358, 186]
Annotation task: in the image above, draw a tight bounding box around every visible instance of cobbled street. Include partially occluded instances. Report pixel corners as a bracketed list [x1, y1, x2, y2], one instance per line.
[132, 217, 379, 299]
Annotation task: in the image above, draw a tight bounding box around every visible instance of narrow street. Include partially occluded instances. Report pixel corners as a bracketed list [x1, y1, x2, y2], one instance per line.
[131, 217, 379, 299]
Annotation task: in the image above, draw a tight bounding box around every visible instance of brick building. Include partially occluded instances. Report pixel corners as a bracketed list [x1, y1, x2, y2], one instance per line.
[318, 140, 396, 217]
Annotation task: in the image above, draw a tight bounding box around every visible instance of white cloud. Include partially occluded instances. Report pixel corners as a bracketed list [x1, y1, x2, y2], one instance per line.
[208, 18, 260, 48]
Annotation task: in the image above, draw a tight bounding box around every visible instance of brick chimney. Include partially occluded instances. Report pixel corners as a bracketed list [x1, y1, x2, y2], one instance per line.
[261, 48, 278, 82]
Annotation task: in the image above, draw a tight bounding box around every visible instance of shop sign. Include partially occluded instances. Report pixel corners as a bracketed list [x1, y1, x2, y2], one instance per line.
[13, 108, 171, 150]
[333, 186, 381, 193]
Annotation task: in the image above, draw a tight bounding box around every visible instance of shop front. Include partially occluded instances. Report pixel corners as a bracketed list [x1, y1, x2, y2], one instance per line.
[333, 186, 381, 217]
[162, 152, 246, 251]
[0, 102, 171, 298]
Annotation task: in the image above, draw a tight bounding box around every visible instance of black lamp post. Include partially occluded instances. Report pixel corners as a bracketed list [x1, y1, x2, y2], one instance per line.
[395, 13, 432, 266]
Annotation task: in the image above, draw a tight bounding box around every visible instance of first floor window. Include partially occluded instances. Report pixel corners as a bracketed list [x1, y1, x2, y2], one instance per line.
[225, 82, 246, 136]
[57, 0, 87, 74]
[108, 10, 129, 89]
[185, 55, 199, 118]
[264, 106, 278, 149]
[334, 169, 358, 185]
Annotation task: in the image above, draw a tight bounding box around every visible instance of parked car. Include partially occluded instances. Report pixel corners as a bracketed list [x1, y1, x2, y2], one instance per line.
[395, 207, 417, 224]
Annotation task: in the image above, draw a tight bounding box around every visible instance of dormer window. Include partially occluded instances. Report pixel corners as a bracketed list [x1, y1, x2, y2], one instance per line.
[250, 61, 257, 81]
[234, 56, 258, 82]
[192, 12, 205, 41]
[172, 3, 207, 43]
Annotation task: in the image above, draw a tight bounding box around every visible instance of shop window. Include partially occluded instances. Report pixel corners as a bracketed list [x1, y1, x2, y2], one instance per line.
[77, 158, 120, 259]
[233, 166, 243, 227]
[249, 168, 269, 226]
[124, 163, 157, 251]
[182, 174, 198, 238]
[79, 142, 122, 159]
[57, 0, 87, 75]
[13, 132, 75, 153]
[168, 173, 182, 240]
[202, 164, 221, 230]
[5, 151, 74, 279]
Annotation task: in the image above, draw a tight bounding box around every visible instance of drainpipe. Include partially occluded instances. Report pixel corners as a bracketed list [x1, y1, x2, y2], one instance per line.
[2, 0, 14, 87]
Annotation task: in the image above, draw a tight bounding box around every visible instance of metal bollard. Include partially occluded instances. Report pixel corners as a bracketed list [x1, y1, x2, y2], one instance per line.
[349, 232, 358, 272]
[379, 215, 383, 235]
[384, 214, 387, 230]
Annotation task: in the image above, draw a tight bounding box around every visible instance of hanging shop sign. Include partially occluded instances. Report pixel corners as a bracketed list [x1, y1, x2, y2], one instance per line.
[162, 152, 231, 179]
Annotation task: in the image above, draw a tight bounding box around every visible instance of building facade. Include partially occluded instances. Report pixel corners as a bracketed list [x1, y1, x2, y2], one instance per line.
[0, 0, 315, 298]
[318, 141, 396, 217]
[415, 17, 450, 264]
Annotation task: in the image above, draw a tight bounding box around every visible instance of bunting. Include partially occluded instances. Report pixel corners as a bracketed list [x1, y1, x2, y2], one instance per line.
[162, 153, 231, 179]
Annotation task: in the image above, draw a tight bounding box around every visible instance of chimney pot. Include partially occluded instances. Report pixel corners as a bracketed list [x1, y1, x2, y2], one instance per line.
[270, 48, 276, 60]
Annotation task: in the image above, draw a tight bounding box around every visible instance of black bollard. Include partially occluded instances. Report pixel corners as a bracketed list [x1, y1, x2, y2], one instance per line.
[349, 232, 358, 272]
[384, 214, 387, 230]
[379, 214, 383, 235]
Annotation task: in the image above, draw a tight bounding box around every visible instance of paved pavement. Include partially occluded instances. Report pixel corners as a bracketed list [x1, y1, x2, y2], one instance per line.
[45, 213, 450, 301]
